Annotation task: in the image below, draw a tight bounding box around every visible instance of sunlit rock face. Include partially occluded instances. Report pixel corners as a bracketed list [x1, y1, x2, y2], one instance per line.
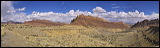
[70, 14, 130, 29]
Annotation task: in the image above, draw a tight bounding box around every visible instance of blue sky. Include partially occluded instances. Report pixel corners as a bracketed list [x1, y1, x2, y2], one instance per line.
[13, 1, 159, 15]
[1, 1, 159, 24]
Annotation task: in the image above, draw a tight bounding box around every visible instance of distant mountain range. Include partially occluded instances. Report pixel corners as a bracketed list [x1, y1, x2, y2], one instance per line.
[24, 19, 67, 26]
[1, 21, 22, 24]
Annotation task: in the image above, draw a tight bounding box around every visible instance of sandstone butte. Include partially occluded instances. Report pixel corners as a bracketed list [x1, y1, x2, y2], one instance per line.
[70, 14, 130, 29]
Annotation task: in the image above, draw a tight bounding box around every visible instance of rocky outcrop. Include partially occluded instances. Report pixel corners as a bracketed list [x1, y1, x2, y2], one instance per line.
[24, 19, 67, 26]
[139, 26, 159, 46]
[70, 14, 130, 29]
[131, 19, 159, 28]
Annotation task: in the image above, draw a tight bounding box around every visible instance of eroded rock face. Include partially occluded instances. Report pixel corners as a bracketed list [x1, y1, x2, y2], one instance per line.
[131, 19, 159, 28]
[70, 14, 130, 29]
[24, 19, 67, 26]
[145, 26, 159, 44]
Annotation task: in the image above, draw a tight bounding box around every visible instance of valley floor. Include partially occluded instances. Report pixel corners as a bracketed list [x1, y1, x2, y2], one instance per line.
[1, 24, 159, 47]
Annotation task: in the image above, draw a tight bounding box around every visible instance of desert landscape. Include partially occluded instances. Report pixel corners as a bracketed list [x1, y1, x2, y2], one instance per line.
[1, 1, 159, 47]
[1, 14, 159, 47]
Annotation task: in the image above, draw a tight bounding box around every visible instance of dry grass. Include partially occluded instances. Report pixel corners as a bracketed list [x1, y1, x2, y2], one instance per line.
[1, 26, 5, 36]
[1, 24, 159, 47]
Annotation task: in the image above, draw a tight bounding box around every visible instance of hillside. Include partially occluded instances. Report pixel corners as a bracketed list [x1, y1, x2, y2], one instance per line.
[136, 26, 159, 46]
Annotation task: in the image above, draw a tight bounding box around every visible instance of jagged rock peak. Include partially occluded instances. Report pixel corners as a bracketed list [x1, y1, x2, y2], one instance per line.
[131, 19, 159, 28]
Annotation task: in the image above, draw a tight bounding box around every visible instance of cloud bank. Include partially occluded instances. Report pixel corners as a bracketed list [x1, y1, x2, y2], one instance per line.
[92, 6, 106, 13]
[1, 1, 27, 22]
[1, 1, 159, 24]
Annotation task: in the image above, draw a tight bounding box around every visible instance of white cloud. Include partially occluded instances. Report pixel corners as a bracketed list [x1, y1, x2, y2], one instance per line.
[92, 6, 106, 13]
[1, 2, 159, 24]
[16, 7, 26, 12]
[1, 1, 15, 22]
[7, 10, 16, 13]
[24, 10, 93, 23]
[69, 10, 75, 16]
[101, 10, 159, 24]
[1, 1, 27, 22]
[147, 13, 159, 20]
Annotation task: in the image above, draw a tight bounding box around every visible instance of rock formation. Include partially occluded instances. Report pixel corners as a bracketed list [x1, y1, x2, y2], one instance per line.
[131, 19, 159, 28]
[70, 14, 130, 29]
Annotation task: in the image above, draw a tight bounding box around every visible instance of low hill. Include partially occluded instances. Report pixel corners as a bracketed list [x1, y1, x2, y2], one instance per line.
[24, 19, 67, 26]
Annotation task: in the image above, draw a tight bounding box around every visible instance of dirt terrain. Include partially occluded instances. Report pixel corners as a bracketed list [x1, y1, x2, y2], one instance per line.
[1, 24, 159, 47]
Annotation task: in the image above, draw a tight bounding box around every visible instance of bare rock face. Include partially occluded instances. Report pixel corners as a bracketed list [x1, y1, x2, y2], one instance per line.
[71, 14, 108, 23]
[24, 19, 67, 26]
[131, 19, 159, 28]
[70, 14, 130, 29]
